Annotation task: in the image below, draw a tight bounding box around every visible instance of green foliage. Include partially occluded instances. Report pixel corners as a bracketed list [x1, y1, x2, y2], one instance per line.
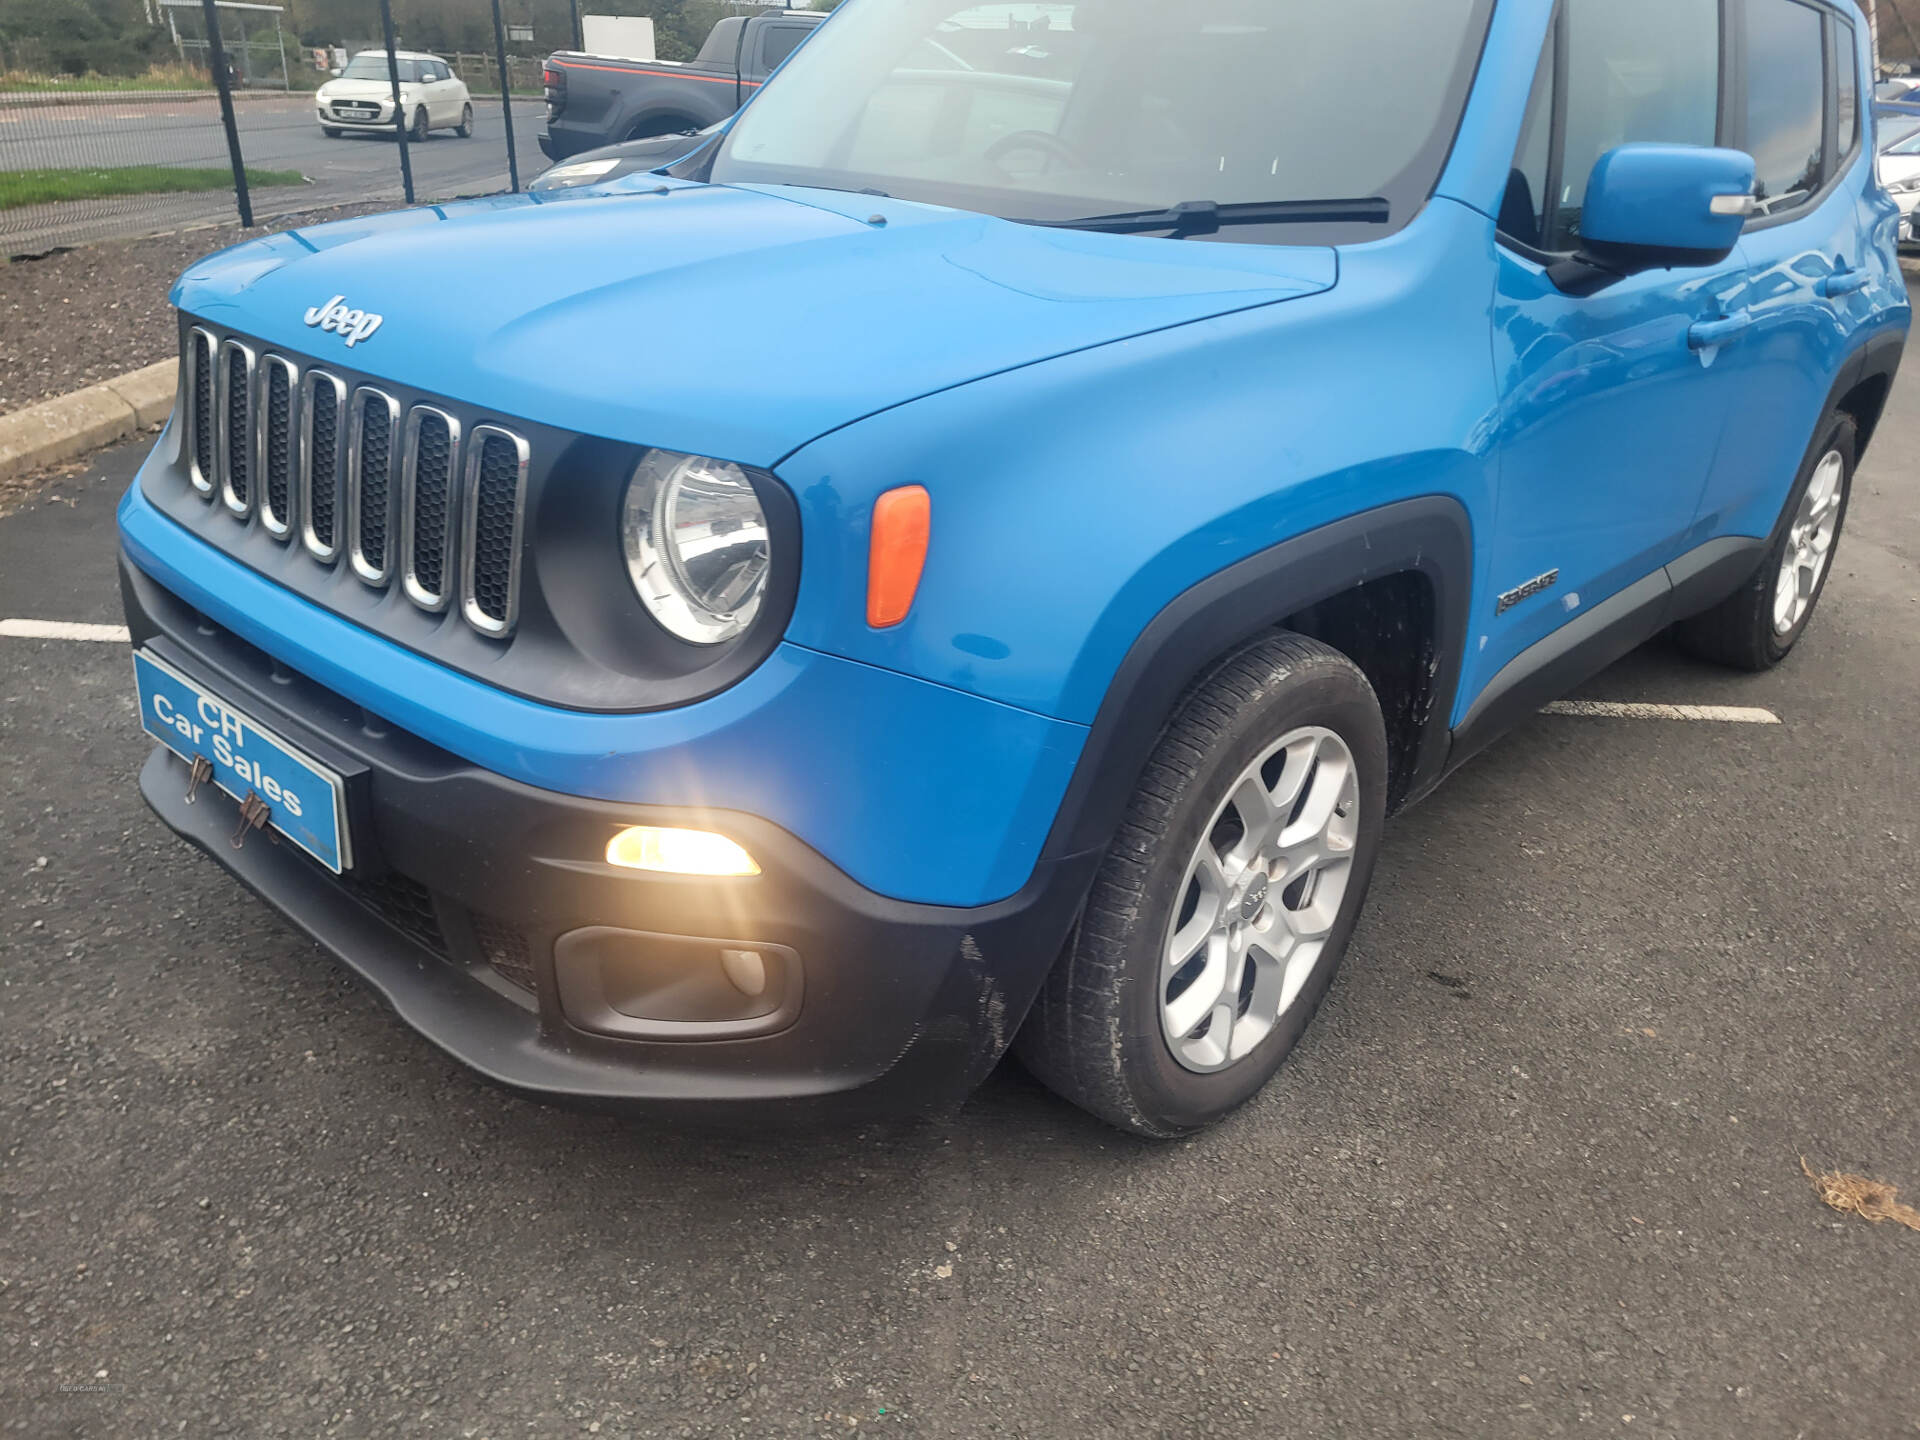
[0, 164, 306, 209]
[0, 0, 170, 76]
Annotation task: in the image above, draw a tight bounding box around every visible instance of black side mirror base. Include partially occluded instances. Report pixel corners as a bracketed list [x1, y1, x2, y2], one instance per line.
[1548, 239, 1738, 297]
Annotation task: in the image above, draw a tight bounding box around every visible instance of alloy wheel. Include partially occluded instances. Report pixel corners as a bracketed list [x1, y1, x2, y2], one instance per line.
[1774, 449, 1844, 636]
[1159, 727, 1361, 1074]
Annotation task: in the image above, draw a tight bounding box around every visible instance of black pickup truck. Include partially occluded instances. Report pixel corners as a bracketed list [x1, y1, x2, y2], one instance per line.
[539, 10, 823, 161]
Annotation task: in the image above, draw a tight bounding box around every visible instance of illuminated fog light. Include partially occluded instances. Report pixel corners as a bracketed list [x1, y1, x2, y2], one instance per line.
[605, 826, 760, 877]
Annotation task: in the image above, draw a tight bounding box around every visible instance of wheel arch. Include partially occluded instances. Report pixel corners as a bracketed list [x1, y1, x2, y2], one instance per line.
[623, 107, 708, 142]
[1831, 326, 1905, 459]
[1039, 497, 1473, 867]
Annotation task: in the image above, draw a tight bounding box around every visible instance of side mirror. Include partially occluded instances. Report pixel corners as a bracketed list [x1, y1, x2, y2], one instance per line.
[1578, 143, 1758, 274]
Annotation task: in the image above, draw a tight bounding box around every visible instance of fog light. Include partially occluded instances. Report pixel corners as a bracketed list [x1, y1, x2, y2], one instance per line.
[606, 825, 760, 877]
[721, 947, 768, 998]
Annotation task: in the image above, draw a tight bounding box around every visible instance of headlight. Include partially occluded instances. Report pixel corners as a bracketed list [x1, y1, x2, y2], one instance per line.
[621, 450, 771, 646]
[532, 157, 635, 191]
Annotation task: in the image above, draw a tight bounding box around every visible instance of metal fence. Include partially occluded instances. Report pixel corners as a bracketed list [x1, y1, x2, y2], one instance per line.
[0, 0, 545, 257]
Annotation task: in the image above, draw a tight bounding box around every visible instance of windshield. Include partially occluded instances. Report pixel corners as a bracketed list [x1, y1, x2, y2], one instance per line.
[342, 55, 423, 82]
[698, 0, 1494, 244]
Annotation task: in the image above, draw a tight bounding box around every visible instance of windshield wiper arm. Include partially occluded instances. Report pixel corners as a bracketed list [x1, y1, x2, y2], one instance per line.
[1018, 197, 1391, 236]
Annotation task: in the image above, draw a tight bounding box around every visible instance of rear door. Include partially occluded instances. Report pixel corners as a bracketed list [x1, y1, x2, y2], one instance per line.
[1469, 0, 1750, 707]
[1695, 0, 1869, 542]
[430, 61, 461, 124]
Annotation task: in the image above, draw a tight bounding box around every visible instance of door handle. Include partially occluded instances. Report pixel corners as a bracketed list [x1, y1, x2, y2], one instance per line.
[1688, 312, 1754, 350]
[1817, 268, 1869, 298]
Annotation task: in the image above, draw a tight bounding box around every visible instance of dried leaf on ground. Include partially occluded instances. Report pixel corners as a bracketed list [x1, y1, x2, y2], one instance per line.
[1801, 1157, 1920, 1232]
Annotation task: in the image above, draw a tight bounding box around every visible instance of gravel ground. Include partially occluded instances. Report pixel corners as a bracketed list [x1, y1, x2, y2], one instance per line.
[0, 202, 397, 415]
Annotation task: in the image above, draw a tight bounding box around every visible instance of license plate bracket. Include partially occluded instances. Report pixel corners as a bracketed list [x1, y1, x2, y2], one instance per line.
[133, 649, 354, 873]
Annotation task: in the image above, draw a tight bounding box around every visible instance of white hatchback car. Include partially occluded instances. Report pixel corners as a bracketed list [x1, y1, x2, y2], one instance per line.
[316, 51, 472, 141]
[1877, 128, 1920, 246]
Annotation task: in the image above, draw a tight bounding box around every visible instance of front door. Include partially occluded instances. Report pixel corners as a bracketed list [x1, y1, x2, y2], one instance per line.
[1464, 0, 1748, 711]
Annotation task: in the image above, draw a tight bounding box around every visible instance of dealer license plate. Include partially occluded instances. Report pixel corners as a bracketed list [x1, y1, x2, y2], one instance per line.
[133, 650, 351, 872]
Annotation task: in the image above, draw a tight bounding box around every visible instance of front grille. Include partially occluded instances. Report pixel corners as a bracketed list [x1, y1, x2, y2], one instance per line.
[174, 324, 531, 640]
[349, 388, 399, 585]
[257, 356, 297, 538]
[301, 370, 345, 560]
[337, 869, 448, 961]
[462, 427, 530, 635]
[401, 407, 459, 610]
[215, 339, 255, 516]
[187, 327, 216, 494]
[471, 913, 536, 992]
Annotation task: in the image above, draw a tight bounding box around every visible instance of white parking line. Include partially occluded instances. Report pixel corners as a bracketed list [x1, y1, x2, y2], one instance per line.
[1542, 700, 1781, 724]
[0, 619, 131, 643]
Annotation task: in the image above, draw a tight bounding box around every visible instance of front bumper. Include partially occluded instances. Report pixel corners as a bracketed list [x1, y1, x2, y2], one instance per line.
[318, 101, 393, 129]
[122, 552, 1095, 1118]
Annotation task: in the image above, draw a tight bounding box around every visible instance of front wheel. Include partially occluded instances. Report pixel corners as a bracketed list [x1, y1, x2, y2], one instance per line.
[411, 107, 429, 143]
[321, 126, 343, 138]
[1015, 633, 1389, 1138]
[455, 103, 473, 138]
[1674, 413, 1855, 671]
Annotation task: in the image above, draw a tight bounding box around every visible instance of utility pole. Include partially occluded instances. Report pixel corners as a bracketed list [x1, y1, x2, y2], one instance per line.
[201, 0, 253, 227]
[489, 0, 521, 192]
[379, 0, 415, 204]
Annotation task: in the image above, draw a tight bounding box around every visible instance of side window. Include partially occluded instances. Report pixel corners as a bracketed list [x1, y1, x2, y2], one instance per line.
[1833, 18, 1860, 167]
[1497, 17, 1556, 250]
[761, 25, 808, 73]
[1547, 0, 1721, 252]
[1742, 0, 1828, 215]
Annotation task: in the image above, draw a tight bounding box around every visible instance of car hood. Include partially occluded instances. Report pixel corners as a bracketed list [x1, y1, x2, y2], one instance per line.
[172, 180, 1338, 466]
[319, 77, 418, 99]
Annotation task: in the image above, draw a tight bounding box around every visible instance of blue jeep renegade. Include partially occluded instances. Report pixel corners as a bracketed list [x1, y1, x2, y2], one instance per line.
[121, 0, 1907, 1136]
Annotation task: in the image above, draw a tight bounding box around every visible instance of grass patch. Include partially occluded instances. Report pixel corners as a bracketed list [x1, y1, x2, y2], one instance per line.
[0, 65, 214, 93]
[0, 165, 306, 210]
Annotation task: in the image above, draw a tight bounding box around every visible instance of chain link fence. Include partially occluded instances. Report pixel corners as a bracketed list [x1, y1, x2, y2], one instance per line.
[1, 0, 546, 258]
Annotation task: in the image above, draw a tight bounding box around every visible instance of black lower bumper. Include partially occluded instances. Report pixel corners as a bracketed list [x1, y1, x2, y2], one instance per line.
[124, 554, 1095, 1119]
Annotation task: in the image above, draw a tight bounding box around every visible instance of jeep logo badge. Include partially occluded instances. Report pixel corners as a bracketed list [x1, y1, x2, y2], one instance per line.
[303, 295, 384, 348]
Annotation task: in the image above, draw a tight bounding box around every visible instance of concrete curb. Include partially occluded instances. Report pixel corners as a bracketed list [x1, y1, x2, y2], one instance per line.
[0, 360, 174, 482]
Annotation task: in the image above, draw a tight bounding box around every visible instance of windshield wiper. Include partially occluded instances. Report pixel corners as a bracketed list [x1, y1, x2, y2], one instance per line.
[1018, 197, 1391, 236]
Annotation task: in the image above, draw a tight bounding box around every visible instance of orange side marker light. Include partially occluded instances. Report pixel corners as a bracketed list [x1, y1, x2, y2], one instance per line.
[867, 485, 931, 629]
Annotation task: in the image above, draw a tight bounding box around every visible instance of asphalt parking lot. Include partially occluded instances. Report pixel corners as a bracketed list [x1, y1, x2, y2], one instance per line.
[2, 369, 1917, 1434]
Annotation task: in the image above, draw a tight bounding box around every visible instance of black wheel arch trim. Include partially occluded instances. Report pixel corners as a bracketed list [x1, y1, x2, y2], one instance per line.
[1827, 324, 1904, 459]
[1038, 495, 1474, 867]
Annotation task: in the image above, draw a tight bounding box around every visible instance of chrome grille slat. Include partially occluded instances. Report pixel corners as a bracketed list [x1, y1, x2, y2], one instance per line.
[462, 426, 530, 638]
[400, 406, 461, 612]
[214, 338, 255, 516]
[186, 327, 216, 497]
[300, 369, 347, 562]
[347, 386, 401, 587]
[177, 325, 528, 642]
[255, 355, 299, 539]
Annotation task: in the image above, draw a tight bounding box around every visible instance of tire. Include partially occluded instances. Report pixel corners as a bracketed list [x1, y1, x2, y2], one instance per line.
[322, 126, 342, 138]
[1674, 413, 1856, 671]
[455, 104, 473, 138]
[1015, 633, 1389, 1138]
[411, 107, 429, 143]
